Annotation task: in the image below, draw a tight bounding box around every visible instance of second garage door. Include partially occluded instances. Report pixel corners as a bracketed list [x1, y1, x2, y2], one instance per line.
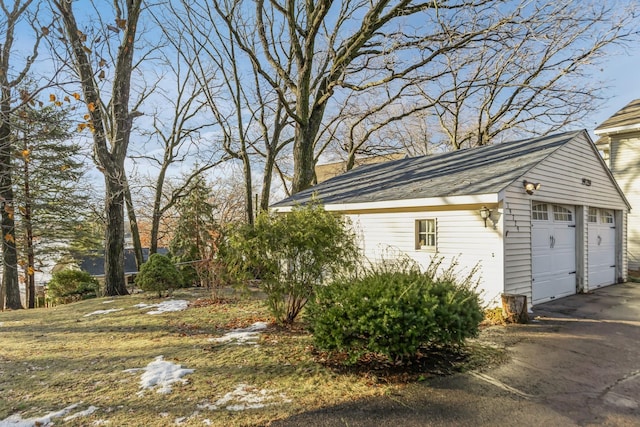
[531, 203, 577, 305]
[587, 207, 616, 289]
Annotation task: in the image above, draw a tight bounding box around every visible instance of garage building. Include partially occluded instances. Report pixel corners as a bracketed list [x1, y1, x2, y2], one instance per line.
[273, 130, 630, 307]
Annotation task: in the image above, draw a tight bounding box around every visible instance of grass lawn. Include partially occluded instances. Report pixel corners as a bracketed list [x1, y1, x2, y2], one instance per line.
[0, 287, 507, 426]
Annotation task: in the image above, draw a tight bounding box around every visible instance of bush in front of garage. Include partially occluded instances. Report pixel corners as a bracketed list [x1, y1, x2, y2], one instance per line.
[306, 261, 484, 364]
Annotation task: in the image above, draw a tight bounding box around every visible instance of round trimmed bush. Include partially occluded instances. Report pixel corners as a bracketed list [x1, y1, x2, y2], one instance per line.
[47, 269, 100, 305]
[135, 253, 183, 297]
[306, 269, 483, 363]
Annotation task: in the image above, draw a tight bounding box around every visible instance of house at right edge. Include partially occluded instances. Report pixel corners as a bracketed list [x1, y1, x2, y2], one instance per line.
[595, 99, 640, 270]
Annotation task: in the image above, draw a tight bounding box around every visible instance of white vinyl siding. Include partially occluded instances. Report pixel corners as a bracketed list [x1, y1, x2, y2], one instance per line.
[503, 132, 628, 305]
[609, 133, 640, 269]
[348, 206, 504, 305]
[502, 193, 534, 300]
[517, 133, 627, 209]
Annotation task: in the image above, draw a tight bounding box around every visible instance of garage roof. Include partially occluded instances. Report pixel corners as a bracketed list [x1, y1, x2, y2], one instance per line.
[273, 130, 585, 207]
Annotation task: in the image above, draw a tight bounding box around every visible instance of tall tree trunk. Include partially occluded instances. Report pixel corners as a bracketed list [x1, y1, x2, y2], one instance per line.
[149, 166, 168, 255]
[104, 174, 127, 295]
[124, 176, 143, 268]
[242, 153, 253, 224]
[292, 107, 326, 194]
[260, 154, 275, 212]
[55, 0, 142, 297]
[0, 89, 22, 310]
[23, 151, 35, 308]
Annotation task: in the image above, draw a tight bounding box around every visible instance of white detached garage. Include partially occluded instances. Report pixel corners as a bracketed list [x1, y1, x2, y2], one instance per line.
[272, 130, 630, 308]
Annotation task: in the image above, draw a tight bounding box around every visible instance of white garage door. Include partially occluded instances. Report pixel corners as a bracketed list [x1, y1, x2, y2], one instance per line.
[587, 207, 616, 289]
[531, 203, 576, 304]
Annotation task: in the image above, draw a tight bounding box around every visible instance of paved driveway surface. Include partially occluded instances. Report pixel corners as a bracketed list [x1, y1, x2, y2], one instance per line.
[273, 283, 640, 426]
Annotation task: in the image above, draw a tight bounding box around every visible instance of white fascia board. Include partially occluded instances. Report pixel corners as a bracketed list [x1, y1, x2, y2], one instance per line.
[594, 123, 640, 135]
[272, 193, 499, 213]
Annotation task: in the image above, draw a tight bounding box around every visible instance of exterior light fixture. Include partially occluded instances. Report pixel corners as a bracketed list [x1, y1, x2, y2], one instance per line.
[479, 206, 492, 227]
[523, 180, 541, 195]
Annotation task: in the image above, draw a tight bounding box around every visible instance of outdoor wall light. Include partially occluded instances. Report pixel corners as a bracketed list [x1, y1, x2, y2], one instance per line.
[479, 206, 492, 228]
[523, 180, 541, 195]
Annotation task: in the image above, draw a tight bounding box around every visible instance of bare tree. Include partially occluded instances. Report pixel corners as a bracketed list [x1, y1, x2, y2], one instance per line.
[52, 0, 145, 296]
[425, 0, 640, 150]
[129, 39, 228, 254]
[208, 0, 512, 193]
[316, 82, 438, 173]
[153, 1, 294, 222]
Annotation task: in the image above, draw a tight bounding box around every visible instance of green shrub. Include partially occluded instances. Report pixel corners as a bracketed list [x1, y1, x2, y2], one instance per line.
[47, 269, 100, 305]
[135, 253, 183, 297]
[306, 259, 484, 363]
[221, 200, 360, 324]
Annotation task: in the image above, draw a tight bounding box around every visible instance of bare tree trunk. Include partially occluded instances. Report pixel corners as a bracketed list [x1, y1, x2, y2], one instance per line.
[0, 101, 21, 309]
[104, 173, 127, 295]
[54, 0, 142, 296]
[23, 150, 35, 308]
[124, 176, 143, 269]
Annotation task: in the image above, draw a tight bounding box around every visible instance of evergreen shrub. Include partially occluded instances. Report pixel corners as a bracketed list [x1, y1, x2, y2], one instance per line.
[306, 259, 484, 363]
[47, 269, 100, 305]
[135, 253, 183, 297]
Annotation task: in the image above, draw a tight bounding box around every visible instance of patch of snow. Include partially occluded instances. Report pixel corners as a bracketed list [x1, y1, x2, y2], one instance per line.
[83, 308, 123, 317]
[102, 300, 116, 304]
[124, 356, 194, 396]
[209, 322, 268, 345]
[92, 420, 110, 426]
[64, 406, 98, 421]
[0, 403, 80, 427]
[134, 300, 189, 315]
[198, 383, 291, 411]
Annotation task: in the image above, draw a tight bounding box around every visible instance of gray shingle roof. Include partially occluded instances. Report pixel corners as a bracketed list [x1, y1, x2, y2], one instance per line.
[595, 99, 640, 133]
[272, 130, 585, 207]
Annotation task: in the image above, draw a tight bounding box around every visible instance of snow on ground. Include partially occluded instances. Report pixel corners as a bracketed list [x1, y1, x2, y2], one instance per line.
[134, 300, 189, 315]
[63, 406, 98, 421]
[124, 355, 194, 396]
[0, 403, 98, 427]
[83, 308, 123, 317]
[198, 383, 292, 411]
[102, 300, 116, 304]
[209, 322, 268, 345]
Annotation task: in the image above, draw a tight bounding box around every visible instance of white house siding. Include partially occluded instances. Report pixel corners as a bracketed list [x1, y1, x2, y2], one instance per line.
[502, 133, 628, 304]
[346, 205, 504, 306]
[502, 191, 533, 301]
[609, 132, 640, 269]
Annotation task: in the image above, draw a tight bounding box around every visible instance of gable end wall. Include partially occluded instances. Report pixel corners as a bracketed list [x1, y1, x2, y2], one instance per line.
[503, 132, 628, 300]
[609, 131, 640, 269]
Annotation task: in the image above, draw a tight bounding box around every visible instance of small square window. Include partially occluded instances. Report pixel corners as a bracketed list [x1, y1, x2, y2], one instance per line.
[416, 219, 436, 250]
[532, 203, 549, 220]
[588, 207, 597, 223]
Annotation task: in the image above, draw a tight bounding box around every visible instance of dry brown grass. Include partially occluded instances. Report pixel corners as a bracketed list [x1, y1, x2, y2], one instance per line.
[0, 287, 507, 426]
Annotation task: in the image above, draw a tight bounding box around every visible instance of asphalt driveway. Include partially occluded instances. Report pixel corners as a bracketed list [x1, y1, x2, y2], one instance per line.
[273, 283, 640, 426]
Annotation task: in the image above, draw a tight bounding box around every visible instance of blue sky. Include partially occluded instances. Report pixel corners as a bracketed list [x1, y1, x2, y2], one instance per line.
[589, 52, 640, 130]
